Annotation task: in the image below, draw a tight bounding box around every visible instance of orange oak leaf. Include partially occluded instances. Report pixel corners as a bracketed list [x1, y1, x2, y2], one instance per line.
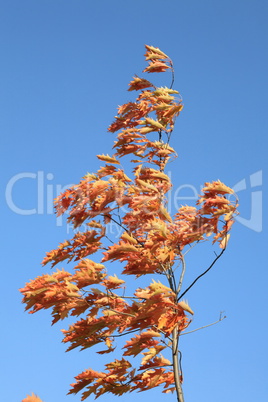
[140, 355, 171, 370]
[143, 61, 171, 73]
[132, 368, 175, 392]
[123, 330, 162, 357]
[97, 154, 120, 164]
[22, 394, 43, 402]
[128, 76, 154, 91]
[144, 45, 169, 59]
[102, 274, 125, 290]
[102, 243, 140, 262]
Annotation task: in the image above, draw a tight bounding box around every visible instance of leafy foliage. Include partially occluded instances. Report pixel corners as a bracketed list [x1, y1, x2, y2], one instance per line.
[21, 45, 238, 401]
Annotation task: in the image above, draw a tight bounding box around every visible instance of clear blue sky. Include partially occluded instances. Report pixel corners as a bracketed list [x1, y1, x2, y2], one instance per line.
[1, 1, 267, 401]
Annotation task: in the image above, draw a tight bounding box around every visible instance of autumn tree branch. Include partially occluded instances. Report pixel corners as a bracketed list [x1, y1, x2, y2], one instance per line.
[177, 248, 226, 302]
[20, 45, 238, 402]
[172, 327, 184, 402]
[180, 312, 226, 336]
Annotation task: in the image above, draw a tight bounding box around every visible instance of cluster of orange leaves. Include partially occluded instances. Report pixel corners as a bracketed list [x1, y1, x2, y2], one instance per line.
[21, 45, 238, 401]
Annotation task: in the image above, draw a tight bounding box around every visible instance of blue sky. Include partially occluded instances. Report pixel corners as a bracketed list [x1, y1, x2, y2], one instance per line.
[1, 1, 267, 401]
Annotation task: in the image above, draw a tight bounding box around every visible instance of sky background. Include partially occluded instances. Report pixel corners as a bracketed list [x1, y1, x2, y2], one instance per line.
[1, 1, 267, 401]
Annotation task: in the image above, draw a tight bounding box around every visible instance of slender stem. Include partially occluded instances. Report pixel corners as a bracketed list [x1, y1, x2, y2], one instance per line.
[101, 329, 139, 338]
[180, 313, 226, 336]
[178, 248, 225, 301]
[168, 258, 184, 401]
[108, 308, 135, 318]
[169, 60, 175, 89]
[177, 254, 186, 295]
[172, 327, 184, 402]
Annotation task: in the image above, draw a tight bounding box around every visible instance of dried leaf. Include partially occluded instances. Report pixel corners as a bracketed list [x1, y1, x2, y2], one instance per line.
[97, 154, 120, 164]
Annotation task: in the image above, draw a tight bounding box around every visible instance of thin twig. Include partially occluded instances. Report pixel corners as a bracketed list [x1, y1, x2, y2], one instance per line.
[172, 327, 184, 402]
[108, 308, 135, 318]
[178, 248, 225, 301]
[176, 254, 186, 295]
[169, 60, 175, 89]
[182, 240, 201, 258]
[101, 329, 139, 338]
[180, 313, 226, 336]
